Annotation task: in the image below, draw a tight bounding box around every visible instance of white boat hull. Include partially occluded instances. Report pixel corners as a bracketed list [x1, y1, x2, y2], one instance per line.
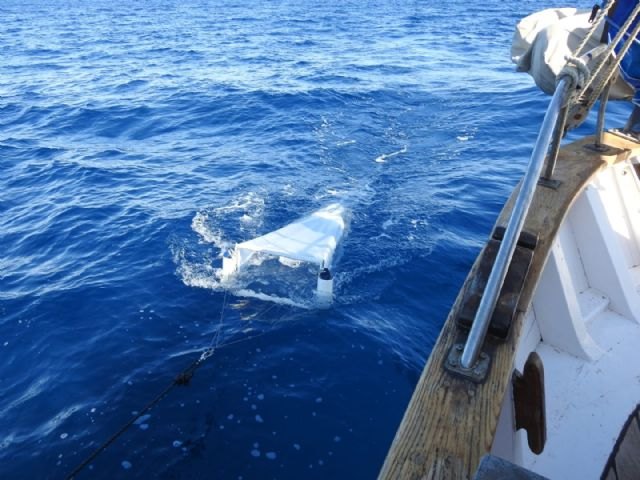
[492, 151, 640, 479]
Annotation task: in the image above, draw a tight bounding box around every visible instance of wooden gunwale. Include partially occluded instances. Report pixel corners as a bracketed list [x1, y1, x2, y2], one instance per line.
[379, 133, 640, 480]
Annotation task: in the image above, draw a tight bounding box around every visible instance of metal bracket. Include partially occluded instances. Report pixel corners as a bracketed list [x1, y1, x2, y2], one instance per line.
[583, 142, 626, 156]
[456, 228, 536, 340]
[537, 177, 562, 190]
[444, 344, 491, 383]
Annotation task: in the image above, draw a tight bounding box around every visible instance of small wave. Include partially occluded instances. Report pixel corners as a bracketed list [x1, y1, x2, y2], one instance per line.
[114, 79, 148, 92]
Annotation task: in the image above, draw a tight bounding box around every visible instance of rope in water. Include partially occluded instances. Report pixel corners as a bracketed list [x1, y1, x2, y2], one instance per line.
[66, 290, 231, 479]
[65, 289, 287, 479]
[65, 354, 205, 479]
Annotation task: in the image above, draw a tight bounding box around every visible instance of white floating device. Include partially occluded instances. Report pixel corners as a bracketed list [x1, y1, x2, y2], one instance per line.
[221, 203, 347, 305]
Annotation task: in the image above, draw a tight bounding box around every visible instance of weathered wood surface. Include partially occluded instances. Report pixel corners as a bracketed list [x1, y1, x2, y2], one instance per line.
[379, 133, 640, 480]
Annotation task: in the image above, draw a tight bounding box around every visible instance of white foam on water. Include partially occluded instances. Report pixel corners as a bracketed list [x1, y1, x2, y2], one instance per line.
[172, 245, 222, 290]
[191, 212, 226, 247]
[374, 145, 407, 163]
[233, 289, 312, 309]
[176, 197, 354, 308]
[188, 191, 267, 253]
[382, 218, 396, 230]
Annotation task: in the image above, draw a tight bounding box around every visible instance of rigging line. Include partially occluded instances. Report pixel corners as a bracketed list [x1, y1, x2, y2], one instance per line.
[203, 310, 304, 357]
[65, 355, 203, 480]
[201, 289, 281, 355]
[65, 291, 292, 479]
[66, 289, 233, 479]
[200, 288, 229, 361]
[214, 288, 229, 348]
[575, 0, 615, 57]
[198, 297, 303, 353]
[214, 328, 276, 349]
[67, 269, 307, 479]
[585, 13, 640, 107]
[580, 1, 640, 101]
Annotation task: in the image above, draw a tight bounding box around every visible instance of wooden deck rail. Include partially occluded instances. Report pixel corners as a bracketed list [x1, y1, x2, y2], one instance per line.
[379, 133, 640, 480]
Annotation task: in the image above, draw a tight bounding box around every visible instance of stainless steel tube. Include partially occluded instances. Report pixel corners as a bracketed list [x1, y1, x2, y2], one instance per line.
[460, 78, 570, 369]
[595, 79, 612, 147]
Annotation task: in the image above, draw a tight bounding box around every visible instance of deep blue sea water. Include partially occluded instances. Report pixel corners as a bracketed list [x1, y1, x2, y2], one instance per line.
[0, 1, 632, 479]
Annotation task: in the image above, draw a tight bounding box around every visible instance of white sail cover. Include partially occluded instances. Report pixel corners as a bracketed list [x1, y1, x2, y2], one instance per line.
[511, 8, 634, 99]
[234, 203, 346, 270]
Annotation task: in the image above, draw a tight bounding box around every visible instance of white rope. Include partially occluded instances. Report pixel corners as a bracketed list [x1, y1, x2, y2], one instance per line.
[199, 288, 301, 361]
[556, 2, 613, 94]
[580, 0, 640, 102]
[559, 1, 640, 129]
[558, 55, 591, 90]
[575, 0, 616, 57]
[199, 288, 229, 361]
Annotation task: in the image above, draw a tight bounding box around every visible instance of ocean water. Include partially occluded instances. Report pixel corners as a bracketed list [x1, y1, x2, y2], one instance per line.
[0, 1, 632, 479]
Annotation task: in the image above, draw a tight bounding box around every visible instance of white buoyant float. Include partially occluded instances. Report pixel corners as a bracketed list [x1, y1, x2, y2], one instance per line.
[222, 203, 347, 306]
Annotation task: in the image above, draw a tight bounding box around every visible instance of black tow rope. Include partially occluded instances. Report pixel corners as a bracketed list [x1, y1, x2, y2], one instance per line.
[65, 347, 214, 479]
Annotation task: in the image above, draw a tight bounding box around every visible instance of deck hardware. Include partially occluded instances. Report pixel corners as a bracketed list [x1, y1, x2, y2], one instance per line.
[513, 352, 546, 455]
[609, 128, 640, 144]
[537, 177, 562, 190]
[458, 78, 570, 370]
[583, 80, 627, 156]
[444, 344, 491, 383]
[594, 77, 612, 149]
[543, 45, 617, 184]
[583, 142, 625, 156]
[457, 227, 536, 341]
[492, 226, 537, 250]
[542, 94, 570, 182]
